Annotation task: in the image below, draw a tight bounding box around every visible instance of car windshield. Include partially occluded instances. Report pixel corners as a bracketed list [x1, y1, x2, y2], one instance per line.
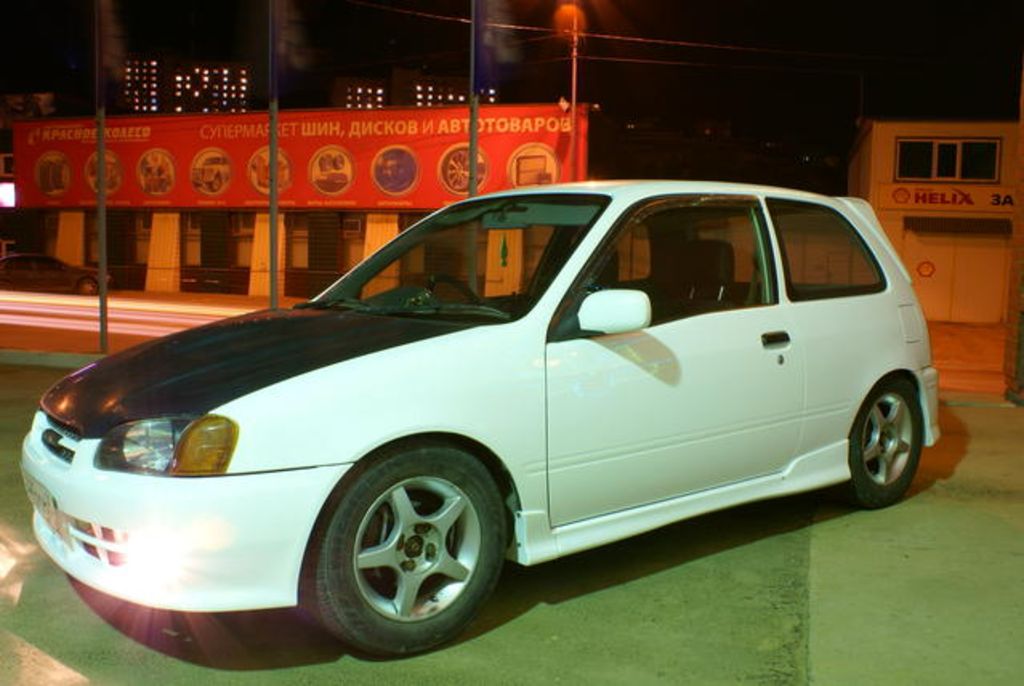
[305, 193, 609, 322]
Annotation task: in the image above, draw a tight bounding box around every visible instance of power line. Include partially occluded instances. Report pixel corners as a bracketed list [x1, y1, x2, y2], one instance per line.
[342, 0, 935, 65]
[345, 0, 472, 26]
[579, 54, 864, 78]
[578, 31, 896, 64]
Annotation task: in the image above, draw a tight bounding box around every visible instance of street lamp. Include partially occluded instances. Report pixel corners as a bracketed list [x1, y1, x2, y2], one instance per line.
[555, 1, 584, 181]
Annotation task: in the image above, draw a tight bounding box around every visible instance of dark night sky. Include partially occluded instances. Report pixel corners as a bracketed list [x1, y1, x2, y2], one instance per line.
[1, 1, 1021, 157]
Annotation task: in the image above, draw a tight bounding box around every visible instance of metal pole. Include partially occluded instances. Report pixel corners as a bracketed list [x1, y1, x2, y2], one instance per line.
[95, 0, 109, 353]
[568, 0, 579, 181]
[465, 1, 480, 294]
[468, 0, 480, 197]
[268, 0, 279, 309]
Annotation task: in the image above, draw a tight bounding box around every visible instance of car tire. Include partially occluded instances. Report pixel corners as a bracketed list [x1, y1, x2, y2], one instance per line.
[846, 377, 923, 509]
[310, 442, 507, 656]
[76, 277, 99, 295]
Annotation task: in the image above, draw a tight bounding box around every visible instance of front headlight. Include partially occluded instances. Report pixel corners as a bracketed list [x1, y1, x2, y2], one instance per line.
[97, 415, 238, 476]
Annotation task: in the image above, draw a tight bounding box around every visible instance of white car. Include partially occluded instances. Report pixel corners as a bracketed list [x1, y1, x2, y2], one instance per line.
[22, 181, 939, 656]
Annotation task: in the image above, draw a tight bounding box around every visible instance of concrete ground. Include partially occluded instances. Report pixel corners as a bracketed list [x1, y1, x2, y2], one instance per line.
[1, 364, 1022, 685]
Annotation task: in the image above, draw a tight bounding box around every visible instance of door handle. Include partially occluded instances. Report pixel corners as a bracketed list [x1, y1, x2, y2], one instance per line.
[761, 331, 790, 347]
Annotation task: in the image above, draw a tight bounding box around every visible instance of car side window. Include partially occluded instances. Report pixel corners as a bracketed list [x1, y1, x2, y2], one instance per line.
[586, 196, 777, 326]
[766, 199, 885, 302]
[37, 257, 63, 271]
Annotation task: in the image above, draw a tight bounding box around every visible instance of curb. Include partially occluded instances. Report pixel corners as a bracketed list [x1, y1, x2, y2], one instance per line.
[938, 391, 1019, 409]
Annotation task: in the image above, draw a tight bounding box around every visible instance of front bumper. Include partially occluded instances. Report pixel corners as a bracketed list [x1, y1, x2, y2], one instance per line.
[21, 411, 350, 612]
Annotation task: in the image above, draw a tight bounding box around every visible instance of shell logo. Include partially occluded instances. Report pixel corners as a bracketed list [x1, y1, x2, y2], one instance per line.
[892, 188, 911, 204]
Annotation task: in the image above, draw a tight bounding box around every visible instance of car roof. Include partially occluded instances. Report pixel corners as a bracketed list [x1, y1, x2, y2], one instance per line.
[1, 253, 55, 260]
[470, 180, 833, 204]
[446, 180, 907, 279]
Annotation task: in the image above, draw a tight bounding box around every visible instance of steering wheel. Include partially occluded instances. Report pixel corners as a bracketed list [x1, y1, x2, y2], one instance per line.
[427, 273, 484, 304]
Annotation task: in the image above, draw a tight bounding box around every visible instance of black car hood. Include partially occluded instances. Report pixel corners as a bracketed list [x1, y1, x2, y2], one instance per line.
[41, 308, 469, 438]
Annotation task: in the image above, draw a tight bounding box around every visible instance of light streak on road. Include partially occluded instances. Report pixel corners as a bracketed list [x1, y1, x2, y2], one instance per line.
[0, 312, 184, 338]
[0, 303, 220, 327]
[0, 291, 258, 340]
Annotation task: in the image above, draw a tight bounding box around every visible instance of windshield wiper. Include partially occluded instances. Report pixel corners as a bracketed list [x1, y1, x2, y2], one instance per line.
[344, 302, 509, 320]
[401, 302, 511, 320]
[294, 298, 370, 311]
[296, 298, 510, 320]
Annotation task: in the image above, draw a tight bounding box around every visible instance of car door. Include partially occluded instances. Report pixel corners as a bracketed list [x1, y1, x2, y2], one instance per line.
[763, 198, 892, 457]
[545, 195, 806, 526]
[4, 256, 36, 290]
[33, 257, 68, 291]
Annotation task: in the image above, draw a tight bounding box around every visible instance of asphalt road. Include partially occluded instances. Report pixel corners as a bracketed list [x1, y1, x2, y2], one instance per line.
[1, 364, 1022, 685]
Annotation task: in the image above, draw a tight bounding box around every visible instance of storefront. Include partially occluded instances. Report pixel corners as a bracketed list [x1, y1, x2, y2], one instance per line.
[848, 119, 1018, 324]
[11, 104, 588, 299]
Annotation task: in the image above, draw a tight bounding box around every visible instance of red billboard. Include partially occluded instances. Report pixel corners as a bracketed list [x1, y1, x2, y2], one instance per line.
[13, 104, 588, 210]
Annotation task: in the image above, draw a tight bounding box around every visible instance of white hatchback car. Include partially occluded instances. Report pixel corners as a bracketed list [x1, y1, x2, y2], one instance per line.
[22, 181, 939, 656]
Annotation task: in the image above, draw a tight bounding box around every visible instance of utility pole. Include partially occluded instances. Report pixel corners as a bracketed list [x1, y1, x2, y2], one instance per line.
[268, 0, 280, 309]
[568, 0, 579, 181]
[94, 0, 109, 353]
[468, 0, 480, 197]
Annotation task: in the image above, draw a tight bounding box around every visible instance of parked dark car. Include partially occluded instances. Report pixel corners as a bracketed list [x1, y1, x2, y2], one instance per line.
[0, 253, 110, 294]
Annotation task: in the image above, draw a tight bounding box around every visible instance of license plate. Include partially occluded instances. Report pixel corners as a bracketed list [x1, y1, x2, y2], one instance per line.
[22, 471, 71, 548]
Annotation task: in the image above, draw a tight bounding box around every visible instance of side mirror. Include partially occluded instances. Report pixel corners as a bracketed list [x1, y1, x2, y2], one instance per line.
[578, 289, 651, 335]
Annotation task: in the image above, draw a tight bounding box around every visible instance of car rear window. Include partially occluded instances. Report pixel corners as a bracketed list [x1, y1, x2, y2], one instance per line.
[766, 199, 885, 302]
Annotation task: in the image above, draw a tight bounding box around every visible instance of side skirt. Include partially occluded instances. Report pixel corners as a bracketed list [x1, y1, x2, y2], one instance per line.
[511, 441, 850, 566]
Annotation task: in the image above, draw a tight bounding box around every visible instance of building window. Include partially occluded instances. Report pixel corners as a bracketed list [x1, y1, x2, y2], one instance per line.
[895, 138, 999, 182]
[230, 213, 255, 267]
[286, 214, 309, 269]
[183, 214, 202, 266]
[399, 212, 428, 231]
[960, 142, 999, 180]
[86, 218, 99, 265]
[134, 213, 151, 264]
[0, 153, 14, 178]
[936, 143, 957, 178]
[43, 212, 59, 256]
[340, 215, 365, 273]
